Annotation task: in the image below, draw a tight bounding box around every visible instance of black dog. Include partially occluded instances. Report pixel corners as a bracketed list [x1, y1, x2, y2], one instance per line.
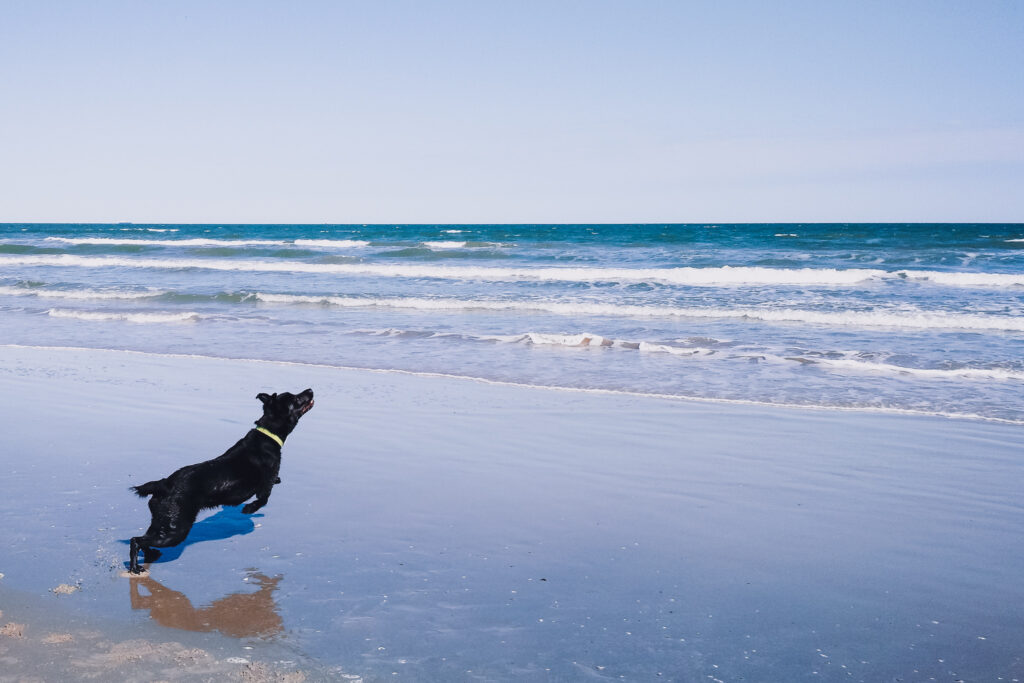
[128, 389, 314, 574]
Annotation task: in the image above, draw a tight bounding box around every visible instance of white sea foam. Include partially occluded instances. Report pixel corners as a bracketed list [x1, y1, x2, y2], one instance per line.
[0, 254, 895, 285]
[292, 239, 370, 248]
[333, 324, 1023, 381]
[816, 358, 1024, 382]
[499, 331, 1024, 380]
[45, 237, 283, 247]
[5, 254, 1023, 290]
[524, 332, 613, 347]
[250, 293, 1024, 332]
[638, 342, 717, 356]
[422, 241, 468, 249]
[715, 306, 1024, 331]
[0, 285, 163, 300]
[900, 270, 1024, 287]
[46, 309, 200, 323]
[482, 331, 716, 356]
[43, 237, 369, 248]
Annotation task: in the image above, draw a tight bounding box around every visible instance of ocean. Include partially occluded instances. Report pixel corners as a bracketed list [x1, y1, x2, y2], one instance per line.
[1, 222, 1023, 422]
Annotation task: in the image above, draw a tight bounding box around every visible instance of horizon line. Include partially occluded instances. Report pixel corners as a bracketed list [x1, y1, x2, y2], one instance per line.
[3, 220, 1023, 227]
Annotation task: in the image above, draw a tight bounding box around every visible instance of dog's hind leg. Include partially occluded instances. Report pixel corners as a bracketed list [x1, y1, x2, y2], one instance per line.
[129, 535, 149, 574]
[129, 529, 188, 574]
[129, 536, 139, 573]
[128, 518, 194, 574]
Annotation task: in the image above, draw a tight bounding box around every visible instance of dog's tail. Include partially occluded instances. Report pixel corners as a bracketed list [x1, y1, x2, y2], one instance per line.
[129, 479, 169, 498]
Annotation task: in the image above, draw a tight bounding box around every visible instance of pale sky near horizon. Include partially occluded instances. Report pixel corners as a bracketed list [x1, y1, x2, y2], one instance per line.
[1, 1, 1022, 224]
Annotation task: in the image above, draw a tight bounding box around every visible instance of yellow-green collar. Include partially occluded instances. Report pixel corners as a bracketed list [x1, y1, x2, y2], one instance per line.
[255, 426, 284, 448]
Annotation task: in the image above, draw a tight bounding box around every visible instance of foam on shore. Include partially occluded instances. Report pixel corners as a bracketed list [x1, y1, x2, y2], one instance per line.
[4, 343, 1022, 424]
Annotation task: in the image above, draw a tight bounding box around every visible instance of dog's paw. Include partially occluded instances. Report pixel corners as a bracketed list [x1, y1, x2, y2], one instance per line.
[241, 503, 258, 514]
[274, 477, 281, 484]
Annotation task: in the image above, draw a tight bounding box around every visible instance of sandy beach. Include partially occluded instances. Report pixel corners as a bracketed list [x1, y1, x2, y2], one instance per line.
[0, 343, 1021, 680]
[4, 0, 1022, 678]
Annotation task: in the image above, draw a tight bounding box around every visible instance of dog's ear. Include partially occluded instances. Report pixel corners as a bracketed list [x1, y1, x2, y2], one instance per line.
[257, 393, 274, 405]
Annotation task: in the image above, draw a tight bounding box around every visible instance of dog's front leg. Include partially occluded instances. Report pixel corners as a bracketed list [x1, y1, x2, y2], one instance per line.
[242, 466, 279, 514]
[242, 485, 273, 514]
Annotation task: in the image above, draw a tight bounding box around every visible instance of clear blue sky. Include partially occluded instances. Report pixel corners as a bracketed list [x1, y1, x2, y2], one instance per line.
[1, 1, 1022, 223]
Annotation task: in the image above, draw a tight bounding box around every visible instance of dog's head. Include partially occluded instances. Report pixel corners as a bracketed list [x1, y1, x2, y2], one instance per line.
[255, 388, 314, 440]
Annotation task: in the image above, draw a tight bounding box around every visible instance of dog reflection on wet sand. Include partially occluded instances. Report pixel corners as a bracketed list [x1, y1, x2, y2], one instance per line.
[129, 570, 283, 638]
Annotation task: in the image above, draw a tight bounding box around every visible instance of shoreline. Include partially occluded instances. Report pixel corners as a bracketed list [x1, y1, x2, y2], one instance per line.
[6, 342, 1022, 426]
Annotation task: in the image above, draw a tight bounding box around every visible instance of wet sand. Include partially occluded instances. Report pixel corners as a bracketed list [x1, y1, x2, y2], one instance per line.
[1, 344, 1024, 681]
[0, 582, 318, 682]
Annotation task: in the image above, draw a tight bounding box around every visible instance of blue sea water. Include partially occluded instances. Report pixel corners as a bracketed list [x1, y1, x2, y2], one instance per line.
[1, 222, 1023, 421]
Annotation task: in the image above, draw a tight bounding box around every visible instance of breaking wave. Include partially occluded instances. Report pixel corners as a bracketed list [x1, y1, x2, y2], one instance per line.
[7, 254, 1024, 288]
[46, 309, 201, 323]
[6, 284, 1020, 332]
[252, 293, 1024, 331]
[42, 237, 370, 248]
[292, 239, 370, 248]
[0, 285, 164, 300]
[345, 326, 1024, 381]
[814, 358, 1024, 381]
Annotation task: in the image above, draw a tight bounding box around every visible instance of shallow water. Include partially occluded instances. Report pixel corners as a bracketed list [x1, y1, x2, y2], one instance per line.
[1, 347, 1022, 681]
[1, 223, 1023, 422]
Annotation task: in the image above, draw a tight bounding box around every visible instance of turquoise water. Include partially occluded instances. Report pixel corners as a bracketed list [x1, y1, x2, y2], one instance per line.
[1, 222, 1023, 421]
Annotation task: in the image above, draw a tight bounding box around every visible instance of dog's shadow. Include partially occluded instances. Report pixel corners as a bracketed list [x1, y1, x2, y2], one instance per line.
[121, 505, 260, 568]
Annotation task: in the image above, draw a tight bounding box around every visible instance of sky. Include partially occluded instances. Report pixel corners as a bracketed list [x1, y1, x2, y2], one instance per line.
[1, 1, 1022, 223]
